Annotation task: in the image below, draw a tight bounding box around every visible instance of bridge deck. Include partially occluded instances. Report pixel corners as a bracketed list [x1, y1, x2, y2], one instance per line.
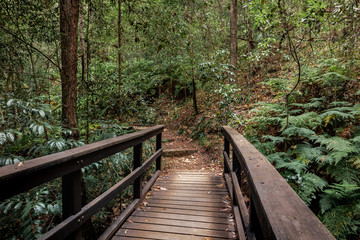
[112, 171, 237, 239]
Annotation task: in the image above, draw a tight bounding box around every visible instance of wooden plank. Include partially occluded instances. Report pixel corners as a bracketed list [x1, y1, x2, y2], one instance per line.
[148, 195, 226, 203]
[40, 149, 162, 240]
[146, 202, 227, 212]
[152, 185, 227, 192]
[156, 180, 223, 186]
[141, 206, 230, 218]
[98, 199, 140, 240]
[145, 199, 227, 208]
[115, 229, 228, 240]
[149, 189, 226, 196]
[133, 211, 233, 224]
[127, 216, 236, 231]
[121, 222, 235, 239]
[0, 125, 164, 201]
[233, 206, 247, 240]
[150, 191, 227, 199]
[222, 126, 334, 239]
[231, 171, 253, 240]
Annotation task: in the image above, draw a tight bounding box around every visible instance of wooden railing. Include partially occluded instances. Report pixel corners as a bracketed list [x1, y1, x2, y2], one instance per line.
[222, 126, 334, 240]
[0, 125, 164, 240]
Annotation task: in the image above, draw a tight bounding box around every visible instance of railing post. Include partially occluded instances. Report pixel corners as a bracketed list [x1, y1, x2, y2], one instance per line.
[156, 133, 162, 171]
[133, 143, 143, 199]
[62, 170, 82, 239]
[224, 137, 230, 174]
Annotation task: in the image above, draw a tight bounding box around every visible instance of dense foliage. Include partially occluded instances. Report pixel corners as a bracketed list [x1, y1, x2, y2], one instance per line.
[0, 0, 359, 239]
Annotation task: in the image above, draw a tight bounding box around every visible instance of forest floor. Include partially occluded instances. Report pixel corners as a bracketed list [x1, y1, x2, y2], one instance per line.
[161, 127, 223, 173]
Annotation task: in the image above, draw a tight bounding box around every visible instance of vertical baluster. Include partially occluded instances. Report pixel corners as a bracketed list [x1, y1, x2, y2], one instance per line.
[156, 133, 162, 171]
[133, 143, 143, 199]
[62, 170, 82, 239]
[224, 137, 230, 174]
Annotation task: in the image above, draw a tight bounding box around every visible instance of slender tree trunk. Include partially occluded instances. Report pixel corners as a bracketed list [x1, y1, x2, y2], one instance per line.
[118, 0, 122, 95]
[230, 0, 238, 83]
[60, 0, 79, 139]
[190, 0, 198, 114]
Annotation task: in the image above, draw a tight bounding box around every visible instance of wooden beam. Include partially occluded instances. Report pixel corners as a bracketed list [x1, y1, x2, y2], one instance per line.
[0, 125, 164, 200]
[222, 126, 335, 239]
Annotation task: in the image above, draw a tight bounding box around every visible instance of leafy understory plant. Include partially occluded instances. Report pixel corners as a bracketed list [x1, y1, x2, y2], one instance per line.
[245, 97, 360, 239]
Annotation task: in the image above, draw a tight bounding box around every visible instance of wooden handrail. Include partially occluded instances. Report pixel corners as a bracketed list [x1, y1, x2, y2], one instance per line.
[222, 126, 334, 240]
[0, 125, 164, 239]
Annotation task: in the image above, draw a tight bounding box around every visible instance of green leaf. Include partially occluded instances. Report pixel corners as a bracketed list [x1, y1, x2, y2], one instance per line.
[6, 132, 15, 142]
[38, 126, 45, 136]
[0, 133, 6, 145]
[39, 110, 45, 117]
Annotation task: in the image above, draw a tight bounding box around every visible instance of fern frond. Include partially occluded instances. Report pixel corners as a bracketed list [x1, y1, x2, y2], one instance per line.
[320, 110, 355, 121]
[291, 144, 324, 163]
[276, 160, 308, 174]
[329, 101, 352, 107]
[316, 136, 357, 154]
[281, 112, 322, 130]
[290, 172, 328, 206]
[282, 126, 316, 138]
[262, 135, 285, 144]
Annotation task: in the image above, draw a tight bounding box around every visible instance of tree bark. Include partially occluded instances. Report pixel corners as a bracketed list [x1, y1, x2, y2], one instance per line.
[189, 0, 198, 115]
[60, 0, 79, 138]
[230, 0, 238, 83]
[118, 0, 122, 95]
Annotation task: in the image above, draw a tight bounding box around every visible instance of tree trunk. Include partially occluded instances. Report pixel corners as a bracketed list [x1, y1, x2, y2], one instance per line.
[230, 0, 238, 83]
[60, 0, 79, 139]
[118, 0, 122, 95]
[190, 0, 198, 115]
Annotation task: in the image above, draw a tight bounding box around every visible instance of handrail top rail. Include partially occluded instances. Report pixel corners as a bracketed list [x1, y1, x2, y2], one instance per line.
[0, 125, 163, 179]
[0, 125, 164, 200]
[222, 126, 334, 239]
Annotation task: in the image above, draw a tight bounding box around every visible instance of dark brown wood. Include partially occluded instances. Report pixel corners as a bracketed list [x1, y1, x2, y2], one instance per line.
[231, 171, 253, 240]
[40, 148, 162, 239]
[128, 216, 235, 231]
[120, 222, 234, 238]
[141, 170, 161, 199]
[224, 151, 232, 173]
[234, 206, 247, 240]
[62, 170, 82, 240]
[113, 171, 237, 240]
[60, 0, 79, 137]
[98, 199, 140, 240]
[156, 133, 162, 170]
[222, 126, 335, 239]
[224, 138, 230, 174]
[133, 143, 142, 199]
[0, 125, 164, 201]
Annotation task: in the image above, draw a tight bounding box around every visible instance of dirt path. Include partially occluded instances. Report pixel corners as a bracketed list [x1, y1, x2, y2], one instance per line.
[161, 128, 223, 174]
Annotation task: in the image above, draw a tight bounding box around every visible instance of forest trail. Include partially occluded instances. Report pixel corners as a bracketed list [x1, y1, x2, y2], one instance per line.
[161, 128, 223, 173]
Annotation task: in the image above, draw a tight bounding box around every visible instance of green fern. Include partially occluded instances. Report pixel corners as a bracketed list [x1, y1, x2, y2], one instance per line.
[281, 112, 322, 130]
[319, 184, 360, 239]
[282, 126, 316, 138]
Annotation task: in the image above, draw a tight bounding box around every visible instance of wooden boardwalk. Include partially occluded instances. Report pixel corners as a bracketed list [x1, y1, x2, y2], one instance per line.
[112, 171, 237, 239]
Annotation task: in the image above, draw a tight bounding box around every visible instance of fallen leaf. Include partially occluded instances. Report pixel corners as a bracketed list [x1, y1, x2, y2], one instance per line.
[18, 162, 23, 167]
[160, 187, 168, 191]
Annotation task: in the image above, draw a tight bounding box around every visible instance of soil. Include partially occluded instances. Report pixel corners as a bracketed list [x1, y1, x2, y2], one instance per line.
[161, 127, 223, 174]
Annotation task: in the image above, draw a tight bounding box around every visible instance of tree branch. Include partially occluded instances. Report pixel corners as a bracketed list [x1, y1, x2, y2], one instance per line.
[0, 26, 61, 71]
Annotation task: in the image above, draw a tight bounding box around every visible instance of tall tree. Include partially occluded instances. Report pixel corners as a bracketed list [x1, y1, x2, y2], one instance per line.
[189, 0, 198, 114]
[118, 0, 122, 95]
[60, 0, 80, 138]
[230, 0, 238, 83]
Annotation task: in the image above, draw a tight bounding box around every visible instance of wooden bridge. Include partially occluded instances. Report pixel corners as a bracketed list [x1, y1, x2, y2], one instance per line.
[0, 125, 335, 239]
